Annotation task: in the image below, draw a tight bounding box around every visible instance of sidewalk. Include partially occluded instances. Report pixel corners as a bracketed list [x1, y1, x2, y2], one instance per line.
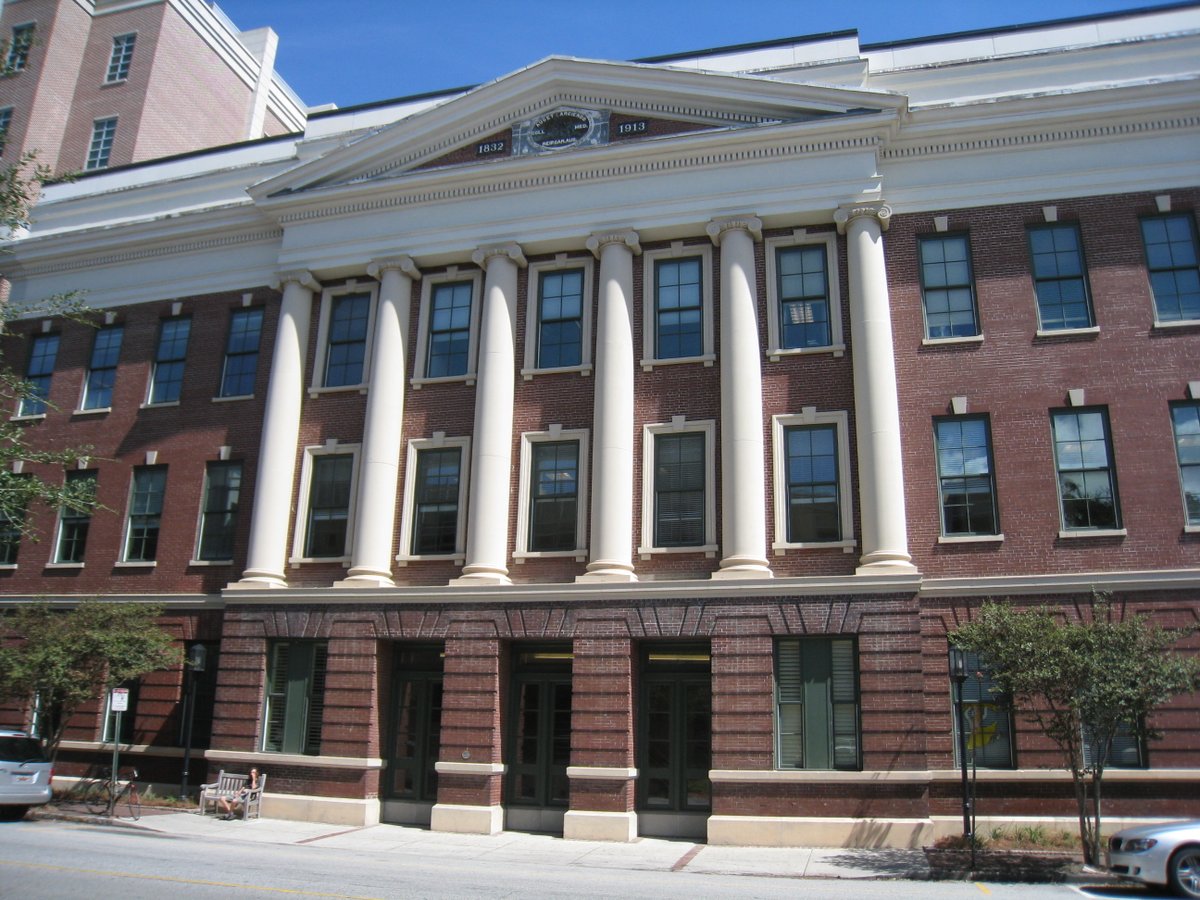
[35, 804, 932, 882]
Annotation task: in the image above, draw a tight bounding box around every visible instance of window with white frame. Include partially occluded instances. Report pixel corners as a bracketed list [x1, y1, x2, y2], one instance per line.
[311, 286, 374, 391]
[765, 232, 842, 357]
[81, 324, 122, 410]
[54, 470, 96, 564]
[1141, 214, 1200, 323]
[86, 117, 117, 170]
[6, 24, 34, 72]
[413, 270, 482, 384]
[771, 410, 854, 550]
[18, 332, 59, 416]
[124, 466, 167, 562]
[147, 316, 191, 404]
[919, 233, 979, 339]
[219, 306, 263, 398]
[515, 428, 589, 557]
[293, 444, 359, 560]
[640, 418, 716, 554]
[398, 435, 470, 560]
[641, 244, 713, 368]
[105, 33, 135, 82]
[1171, 402, 1200, 527]
[522, 257, 593, 376]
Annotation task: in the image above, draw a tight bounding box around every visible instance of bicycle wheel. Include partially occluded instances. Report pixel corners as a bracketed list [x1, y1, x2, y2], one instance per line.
[125, 784, 141, 821]
[84, 782, 112, 816]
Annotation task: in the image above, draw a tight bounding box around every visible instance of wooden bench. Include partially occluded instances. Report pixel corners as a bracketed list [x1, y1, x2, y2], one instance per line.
[198, 770, 266, 820]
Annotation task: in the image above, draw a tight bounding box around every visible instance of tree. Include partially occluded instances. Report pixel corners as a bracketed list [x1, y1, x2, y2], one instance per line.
[0, 153, 96, 544]
[0, 601, 182, 761]
[949, 597, 1199, 865]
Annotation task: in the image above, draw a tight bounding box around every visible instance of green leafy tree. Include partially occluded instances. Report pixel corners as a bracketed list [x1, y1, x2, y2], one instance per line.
[0, 601, 182, 760]
[0, 153, 96, 544]
[949, 597, 1199, 865]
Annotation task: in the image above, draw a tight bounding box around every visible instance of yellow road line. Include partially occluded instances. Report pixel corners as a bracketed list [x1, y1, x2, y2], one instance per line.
[0, 859, 383, 899]
[975, 883, 992, 894]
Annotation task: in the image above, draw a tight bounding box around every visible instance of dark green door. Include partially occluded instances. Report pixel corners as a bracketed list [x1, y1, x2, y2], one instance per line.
[384, 645, 443, 804]
[506, 645, 572, 830]
[638, 645, 711, 814]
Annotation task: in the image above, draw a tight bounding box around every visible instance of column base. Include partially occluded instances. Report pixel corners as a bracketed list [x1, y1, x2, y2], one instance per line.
[564, 810, 637, 842]
[430, 803, 503, 835]
[711, 556, 773, 580]
[449, 567, 512, 586]
[855, 552, 919, 576]
[227, 570, 288, 589]
[576, 562, 638, 583]
[334, 569, 395, 588]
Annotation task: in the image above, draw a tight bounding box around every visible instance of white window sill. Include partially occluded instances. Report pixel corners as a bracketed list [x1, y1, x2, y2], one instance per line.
[0, 564, 16, 571]
[1152, 318, 1200, 331]
[212, 394, 253, 403]
[1035, 326, 1099, 338]
[114, 560, 157, 568]
[772, 539, 857, 555]
[102, 78, 128, 86]
[395, 554, 465, 566]
[1183, 525, 1199, 533]
[938, 533, 1005, 544]
[188, 558, 233, 566]
[10, 412, 46, 422]
[638, 544, 718, 559]
[922, 334, 984, 347]
[44, 562, 85, 569]
[520, 364, 593, 381]
[640, 353, 716, 372]
[288, 556, 350, 567]
[767, 344, 846, 361]
[1057, 528, 1127, 539]
[513, 550, 588, 563]
[140, 400, 181, 410]
[307, 384, 367, 398]
[72, 406, 111, 416]
[411, 374, 476, 390]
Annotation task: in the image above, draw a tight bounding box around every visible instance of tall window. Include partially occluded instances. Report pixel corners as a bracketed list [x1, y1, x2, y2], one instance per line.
[950, 651, 1014, 768]
[18, 333, 59, 416]
[783, 424, 841, 542]
[55, 470, 96, 564]
[528, 441, 579, 552]
[775, 637, 860, 771]
[1051, 408, 1120, 530]
[262, 641, 327, 755]
[1171, 402, 1200, 526]
[105, 33, 135, 82]
[322, 293, 370, 387]
[919, 234, 979, 339]
[304, 454, 353, 558]
[1028, 224, 1093, 330]
[124, 466, 166, 562]
[776, 244, 831, 349]
[1083, 720, 1145, 769]
[426, 281, 473, 378]
[86, 117, 117, 170]
[535, 268, 584, 368]
[82, 325, 122, 409]
[653, 431, 706, 547]
[0, 107, 12, 156]
[197, 461, 241, 561]
[654, 257, 704, 359]
[0, 483, 24, 565]
[1141, 214, 1200, 323]
[935, 416, 999, 536]
[219, 307, 263, 397]
[411, 447, 462, 555]
[6, 24, 34, 72]
[148, 317, 190, 404]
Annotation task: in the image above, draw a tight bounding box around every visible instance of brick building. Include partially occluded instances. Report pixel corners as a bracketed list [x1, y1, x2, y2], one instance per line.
[0, 0, 305, 176]
[1, 3, 1198, 846]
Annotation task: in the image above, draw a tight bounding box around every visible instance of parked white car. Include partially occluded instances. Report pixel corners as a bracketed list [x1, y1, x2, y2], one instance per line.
[0, 730, 53, 820]
[1108, 820, 1200, 898]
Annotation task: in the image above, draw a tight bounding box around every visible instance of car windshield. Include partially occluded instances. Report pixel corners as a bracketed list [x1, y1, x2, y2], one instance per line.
[0, 736, 48, 763]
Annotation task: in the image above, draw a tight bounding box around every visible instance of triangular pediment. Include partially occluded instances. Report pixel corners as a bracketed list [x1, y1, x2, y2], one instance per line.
[251, 57, 906, 201]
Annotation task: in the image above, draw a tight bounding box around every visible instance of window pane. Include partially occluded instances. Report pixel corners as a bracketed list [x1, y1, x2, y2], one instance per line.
[777, 245, 831, 348]
[529, 441, 578, 551]
[537, 269, 584, 368]
[1172, 403, 1200, 525]
[83, 326, 123, 409]
[198, 462, 241, 560]
[785, 424, 841, 542]
[1029, 225, 1092, 330]
[149, 318, 191, 404]
[1052, 409, 1119, 530]
[655, 258, 703, 359]
[305, 455, 353, 557]
[125, 467, 166, 561]
[654, 432, 705, 546]
[413, 447, 461, 555]
[19, 333, 59, 416]
[220, 307, 263, 397]
[427, 282, 473, 377]
[1141, 215, 1200, 322]
[920, 235, 979, 338]
[56, 470, 96, 563]
[324, 294, 370, 387]
[935, 416, 998, 536]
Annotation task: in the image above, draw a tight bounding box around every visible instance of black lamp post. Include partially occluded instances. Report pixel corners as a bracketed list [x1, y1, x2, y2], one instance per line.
[948, 647, 975, 870]
[179, 643, 206, 799]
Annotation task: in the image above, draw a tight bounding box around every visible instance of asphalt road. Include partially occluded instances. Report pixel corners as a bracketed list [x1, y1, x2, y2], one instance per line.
[0, 818, 1175, 900]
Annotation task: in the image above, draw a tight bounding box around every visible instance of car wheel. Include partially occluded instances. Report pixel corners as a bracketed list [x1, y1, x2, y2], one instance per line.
[1170, 845, 1200, 899]
[0, 806, 29, 821]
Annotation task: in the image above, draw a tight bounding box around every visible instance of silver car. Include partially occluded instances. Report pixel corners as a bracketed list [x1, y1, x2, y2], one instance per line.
[1108, 820, 1200, 898]
[0, 730, 53, 819]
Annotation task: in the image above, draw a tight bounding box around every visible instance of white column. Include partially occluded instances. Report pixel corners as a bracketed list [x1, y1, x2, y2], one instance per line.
[578, 230, 640, 583]
[451, 243, 525, 586]
[707, 216, 772, 580]
[835, 202, 917, 575]
[338, 256, 419, 588]
[234, 270, 319, 588]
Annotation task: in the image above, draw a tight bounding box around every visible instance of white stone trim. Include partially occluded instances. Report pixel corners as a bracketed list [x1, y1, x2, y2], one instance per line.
[521, 255, 594, 378]
[308, 281, 378, 394]
[411, 267, 483, 387]
[919, 568, 1200, 597]
[433, 761, 506, 775]
[639, 417, 718, 557]
[396, 434, 470, 564]
[640, 243, 715, 371]
[514, 427, 590, 560]
[566, 766, 637, 780]
[764, 231, 844, 360]
[288, 441, 361, 565]
[205, 749, 385, 769]
[770, 409, 855, 553]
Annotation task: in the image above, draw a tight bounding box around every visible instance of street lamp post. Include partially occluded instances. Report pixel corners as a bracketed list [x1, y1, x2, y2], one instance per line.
[948, 647, 975, 870]
[179, 643, 206, 799]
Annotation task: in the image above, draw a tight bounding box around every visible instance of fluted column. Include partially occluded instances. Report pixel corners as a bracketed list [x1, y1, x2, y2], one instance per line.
[338, 256, 420, 588]
[234, 270, 320, 588]
[835, 202, 917, 575]
[708, 216, 772, 580]
[451, 243, 525, 586]
[577, 230, 640, 583]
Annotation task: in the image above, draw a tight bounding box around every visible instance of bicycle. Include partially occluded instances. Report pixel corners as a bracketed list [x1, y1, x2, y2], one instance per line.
[78, 766, 141, 820]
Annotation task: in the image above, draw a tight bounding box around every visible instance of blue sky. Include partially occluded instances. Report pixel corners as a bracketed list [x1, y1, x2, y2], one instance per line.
[215, 1, 1160, 109]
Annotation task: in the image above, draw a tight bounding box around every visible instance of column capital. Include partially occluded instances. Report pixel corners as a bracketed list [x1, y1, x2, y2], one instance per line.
[271, 269, 321, 292]
[707, 215, 762, 245]
[471, 242, 526, 269]
[834, 202, 892, 234]
[367, 255, 420, 280]
[586, 229, 641, 258]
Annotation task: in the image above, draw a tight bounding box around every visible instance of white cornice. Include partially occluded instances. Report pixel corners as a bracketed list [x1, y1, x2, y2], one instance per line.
[919, 568, 1200, 597]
